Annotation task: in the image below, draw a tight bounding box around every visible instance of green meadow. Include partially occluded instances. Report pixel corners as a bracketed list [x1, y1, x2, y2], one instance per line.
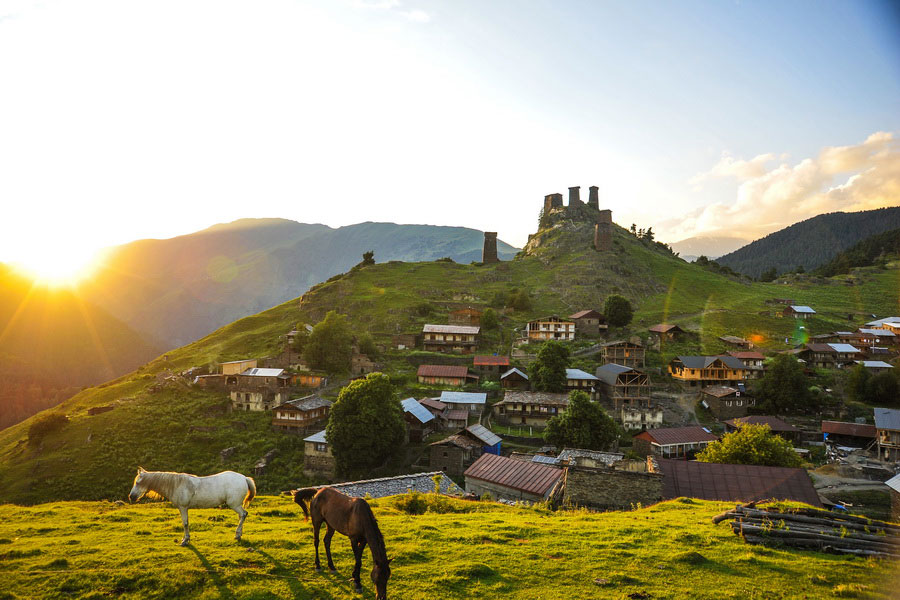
[0, 495, 894, 599]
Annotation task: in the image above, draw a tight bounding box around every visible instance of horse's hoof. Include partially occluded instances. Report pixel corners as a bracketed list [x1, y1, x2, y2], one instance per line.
[179, 541, 189, 547]
[329, 567, 337, 573]
[354, 585, 363, 594]
[315, 566, 322, 572]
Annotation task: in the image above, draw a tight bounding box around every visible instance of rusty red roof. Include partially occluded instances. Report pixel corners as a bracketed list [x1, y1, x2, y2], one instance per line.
[728, 351, 765, 360]
[417, 364, 470, 378]
[634, 426, 719, 446]
[444, 409, 469, 421]
[419, 397, 447, 412]
[725, 415, 798, 432]
[473, 355, 510, 366]
[464, 453, 562, 496]
[821, 421, 876, 438]
[657, 459, 822, 506]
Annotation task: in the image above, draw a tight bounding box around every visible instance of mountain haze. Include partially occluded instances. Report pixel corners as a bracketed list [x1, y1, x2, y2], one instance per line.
[669, 235, 749, 261]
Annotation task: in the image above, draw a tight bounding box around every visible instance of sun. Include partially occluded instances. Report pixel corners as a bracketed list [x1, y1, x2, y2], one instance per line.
[11, 247, 101, 287]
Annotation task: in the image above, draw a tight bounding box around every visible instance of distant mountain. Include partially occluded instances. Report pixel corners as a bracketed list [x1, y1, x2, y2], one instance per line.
[816, 227, 900, 277]
[77, 219, 518, 348]
[0, 264, 162, 430]
[716, 207, 900, 278]
[669, 235, 749, 261]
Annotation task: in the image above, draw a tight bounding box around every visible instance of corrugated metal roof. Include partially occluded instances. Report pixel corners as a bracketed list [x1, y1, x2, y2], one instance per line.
[419, 397, 446, 411]
[417, 364, 470, 378]
[885, 474, 900, 494]
[875, 407, 900, 430]
[400, 398, 435, 424]
[856, 360, 894, 369]
[827, 343, 861, 353]
[657, 459, 822, 506]
[821, 421, 876, 438]
[866, 317, 900, 327]
[221, 359, 256, 365]
[725, 415, 798, 432]
[303, 430, 327, 444]
[466, 424, 502, 446]
[858, 328, 896, 337]
[444, 409, 469, 421]
[440, 391, 487, 405]
[241, 368, 285, 377]
[566, 368, 598, 381]
[464, 453, 562, 496]
[634, 426, 719, 446]
[500, 367, 529, 380]
[531, 455, 561, 465]
[422, 324, 480, 335]
[595, 363, 635, 385]
[674, 356, 746, 370]
[788, 305, 816, 313]
[473, 355, 510, 366]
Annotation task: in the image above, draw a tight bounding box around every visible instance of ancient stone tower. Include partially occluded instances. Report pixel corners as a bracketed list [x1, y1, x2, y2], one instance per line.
[594, 209, 613, 252]
[543, 193, 563, 214]
[588, 186, 599, 209]
[482, 231, 499, 263]
[568, 186, 582, 206]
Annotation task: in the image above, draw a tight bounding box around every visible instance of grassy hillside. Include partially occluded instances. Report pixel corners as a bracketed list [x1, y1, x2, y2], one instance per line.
[0, 495, 893, 599]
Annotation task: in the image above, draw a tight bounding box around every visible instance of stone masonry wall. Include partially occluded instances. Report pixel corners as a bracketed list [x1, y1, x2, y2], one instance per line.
[564, 467, 663, 510]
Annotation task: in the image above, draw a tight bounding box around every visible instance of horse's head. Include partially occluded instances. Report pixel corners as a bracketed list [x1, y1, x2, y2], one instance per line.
[371, 557, 392, 600]
[129, 467, 148, 503]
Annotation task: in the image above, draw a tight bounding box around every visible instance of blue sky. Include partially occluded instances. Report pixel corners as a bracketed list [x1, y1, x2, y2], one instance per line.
[0, 0, 898, 279]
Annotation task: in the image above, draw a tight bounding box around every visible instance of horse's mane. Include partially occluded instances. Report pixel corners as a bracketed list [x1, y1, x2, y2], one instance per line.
[354, 499, 387, 564]
[139, 471, 188, 501]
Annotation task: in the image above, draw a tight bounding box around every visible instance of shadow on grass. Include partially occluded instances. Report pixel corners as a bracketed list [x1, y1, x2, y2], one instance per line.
[187, 546, 235, 600]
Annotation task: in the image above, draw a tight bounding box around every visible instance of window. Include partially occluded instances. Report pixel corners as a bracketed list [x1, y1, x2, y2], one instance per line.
[443, 451, 448, 458]
[315, 443, 328, 453]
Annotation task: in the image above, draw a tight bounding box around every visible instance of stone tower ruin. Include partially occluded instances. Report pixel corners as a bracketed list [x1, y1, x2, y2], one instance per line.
[568, 186, 582, 206]
[588, 186, 599, 209]
[543, 193, 564, 214]
[594, 209, 613, 252]
[482, 231, 499, 263]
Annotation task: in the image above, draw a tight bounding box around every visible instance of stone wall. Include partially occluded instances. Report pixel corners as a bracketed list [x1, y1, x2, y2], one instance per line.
[465, 477, 550, 502]
[563, 466, 663, 510]
[892, 489, 900, 523]
[430, 444, 469, 478]
[304, 454, 335, 479]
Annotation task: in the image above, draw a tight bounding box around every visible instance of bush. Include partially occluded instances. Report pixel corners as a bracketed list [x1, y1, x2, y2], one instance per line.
[28, 413, 69, 445]
[604, 295, 633, 327]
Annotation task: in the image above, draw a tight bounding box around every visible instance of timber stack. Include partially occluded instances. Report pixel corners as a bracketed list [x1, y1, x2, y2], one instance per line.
[712, 502, 900, 559]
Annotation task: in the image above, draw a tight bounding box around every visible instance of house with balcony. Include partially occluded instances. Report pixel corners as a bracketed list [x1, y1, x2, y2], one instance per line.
[524, 316, 576, 341]
[271, 395, 332, 433]
[492, 391, 569, 427]
[667, 356, 749, 387]
[422, 324, 480, 354]
[801, 343, 862, 369]
[632, 426, 719, 459]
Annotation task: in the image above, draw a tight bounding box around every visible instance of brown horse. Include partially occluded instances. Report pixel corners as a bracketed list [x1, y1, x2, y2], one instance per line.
[292, 487, 392, 599]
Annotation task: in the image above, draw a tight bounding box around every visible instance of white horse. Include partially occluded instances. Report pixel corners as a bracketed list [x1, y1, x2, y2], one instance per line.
[128, 467, 256, 546]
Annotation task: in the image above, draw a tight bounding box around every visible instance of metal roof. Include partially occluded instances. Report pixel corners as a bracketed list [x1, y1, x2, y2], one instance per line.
[279, 395, 332, 411]
[874, 407, 900, 430]
[788, 305, 816, 314]
[465, 424, 502, 446]
[531, 455, 561, 465]
[303, 430, 328, 444]
[821, 421, 876, 438]
[422, 324, 480, 335]
[728, 351, 766, 360]
[241, 367, 285, 377]
[594, 363, 635, 385]
[220, 359, 256, 365]
[417, 364, 470, 378]
[674, 355, 746, 370]
[444, 409, 469, 421]
[634, 426, 719, 446]
[858, 328, 896, 336]
[419, 397, 446, 411]
[656, 459, 822, 506]
[724, 415, 798, 432]
[500, 367, 529, 380]
[473, 355, 510, 366]
[566, 368, 598, 381]
[827, 343, 861, 353]
[855, 360, 894, 369]
[886, 474, 900, 494]
[464, 453, 562, 496]
[400, 398, 435, 424]
[866, 317, 900, 327]
[440, 391, 487, 405]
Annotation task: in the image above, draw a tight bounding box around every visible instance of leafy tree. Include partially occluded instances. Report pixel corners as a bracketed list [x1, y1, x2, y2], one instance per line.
[643, 227, 654, 242]
[867, 370, 900, 406]
[489, 290, 507, 309]
[604, 295, 633, 327]
[630, 224, 637, 235]
[505, 288, 532, 312]
[361, 250, 375, 266]
[759, 267, 777, 282]
[697, 423, 803, 468]
[794, 265, 805, 274]
[357, 332, 378, 357]
[326, 373, 405, 476]
[528, 340, 569, 392]
[481, 308, 499, 330]
[303, 311, 353, 374]
[845, 363, 871, 403]
[291, 327, 310, 353]
[543, 391, 617, 450]
[754, 354, 811, 413]
[28, 412, 69, 446]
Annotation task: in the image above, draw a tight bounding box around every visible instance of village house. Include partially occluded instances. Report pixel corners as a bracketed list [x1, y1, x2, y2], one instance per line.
[866, 317, 900, 335]
[719, 335, 752, 349]
[524, 316, 576, 341]
[557, 449, 624, 468]
[500, 367, 530, 390]
[220, 358, 258, 375]
[429, 425, 502, 477]
[699, 385, 754, 420]
[271, 395, 332, 433]
[229, 367, 293, 411]
[350, 353, 376, 377]
[566, 368, 598, 396]
[419, 397, 447, 421]
[856, 328, 898, 347]
[854, 360, 895, 372]
[442, 408, 470, 430]
[569, 309, 607, 337]
[466, 424, 502, 455]
[291, 371, 327, 388]
[886, 474, 900, 522]
[473, 355, 510, 378]
[594, 364, 661, 430]
[784, 305, 816, 319]
[422, 324, 480, 354]
[724, 415, 801, 445]
[632, 426, 719, 459]
[448, 307, 482, 327]
[600, 340, 645, 368]
[492, 391, 569, 427]
[464, 453, 563, 502]
[620, 405, 664, 432]
[400, 397, 436, 442]
[875, 407, 900, 462]
[416, 364, 479, 386]
[303, 430, 335, 478]
[801, 343, 863, 369]
[440, 390, 488, 414]
[667, 355, 749, 387]
[652, 459, 822, 506]
[649, 323, 686, 341]
[727, 351, 766, 379]
[821, 421, 877, 448]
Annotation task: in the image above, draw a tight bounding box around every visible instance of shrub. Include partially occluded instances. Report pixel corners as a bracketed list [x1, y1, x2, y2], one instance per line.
[28, 413, 69, 445]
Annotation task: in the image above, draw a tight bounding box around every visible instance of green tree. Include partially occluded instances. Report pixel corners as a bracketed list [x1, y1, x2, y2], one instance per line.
[528, 340, 570, 392]
[543, 391, 617, 450]
[505, 288, 532, 311]
[326, 373, 405, 476]
[759, 267, 777, 282]
[357, 332, 378, 357]
[481, 308, 499, 330]
[643, 227, 654, 242]
[604, 295, 633, 327]
[845, 363, 871, 403]
[303, 311, 353, 374]
[361, 250, 375, 266]
[697, 423, 803, 468]
[291, 327, 310, 354]
[755, 354, 811, 413]
[867, 370, 900, 406]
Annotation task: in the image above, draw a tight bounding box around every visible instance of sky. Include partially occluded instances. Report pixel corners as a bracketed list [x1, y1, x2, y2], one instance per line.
[1, 0, 898, 279]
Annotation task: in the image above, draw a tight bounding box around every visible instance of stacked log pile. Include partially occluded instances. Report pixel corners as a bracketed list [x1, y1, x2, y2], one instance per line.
[713, 502, 900, 558]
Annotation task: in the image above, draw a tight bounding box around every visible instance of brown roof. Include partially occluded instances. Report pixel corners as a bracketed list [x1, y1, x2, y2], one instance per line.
[657, 459, 822, 506]
[417, 364, 470, 378]
[444, 409, 469, 421]
[649, 323, 683, 333]
[728, 351, 766, 360]
[700, 386, 738, 398]
[634, 426, 719, 446]
[464, 453, 562, 496]
[569, 309, 603, 320]
[725, 415, 798, 433]
[423, 324, 480, 335]
[473, 355, 510, 366]
[431, 434, 480, 450]
[806, 343, 836, 353]
[821, 421, 877, 439]
[419, 397, 447, 412]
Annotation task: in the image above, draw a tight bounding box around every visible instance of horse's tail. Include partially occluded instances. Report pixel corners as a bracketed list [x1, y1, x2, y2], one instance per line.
[243, 477, 257, 508]
[291, 487, 317, 521]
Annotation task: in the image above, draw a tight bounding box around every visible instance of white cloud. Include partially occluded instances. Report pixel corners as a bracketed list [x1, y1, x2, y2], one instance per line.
[403, 9, 430, 23]
[672, 132, 900, 240]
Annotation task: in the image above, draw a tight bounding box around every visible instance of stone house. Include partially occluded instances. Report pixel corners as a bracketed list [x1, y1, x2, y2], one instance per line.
[391, 333, 419, 350]
[350, 353, 377, 377]
[524, 316, 576, 341]
[400, 397, 436, 442]
[600, 340, 645, 368]
[561, 462, 663, 511]
[303, 430, 335, 478]
[632, 426, 719, 459]
[416, 364, 478, 386]
[473, 355, 510, 378]
[422, 324, 479, 354]
[464, 453, 563, 502]
[449, 308, 482, 327]
[322, 472, 462, 499]
[500, 367, 530, 390]
[620, 405, 664, 431]
[875, 407, 900, 462]
[565, 368, 598, 397]
[727, 351, 766, 379]
[271, 395, 332, 433]
[699, 385, 754, 420]
[429, 434, 481, 478]
[228, 367, 293, 411]
[649, 323, 686, 341]
[492, 391, 568, 427]
[667, 355, 748, 386]
[568, 309, 606, 337]
[724, 415, 801, 445]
